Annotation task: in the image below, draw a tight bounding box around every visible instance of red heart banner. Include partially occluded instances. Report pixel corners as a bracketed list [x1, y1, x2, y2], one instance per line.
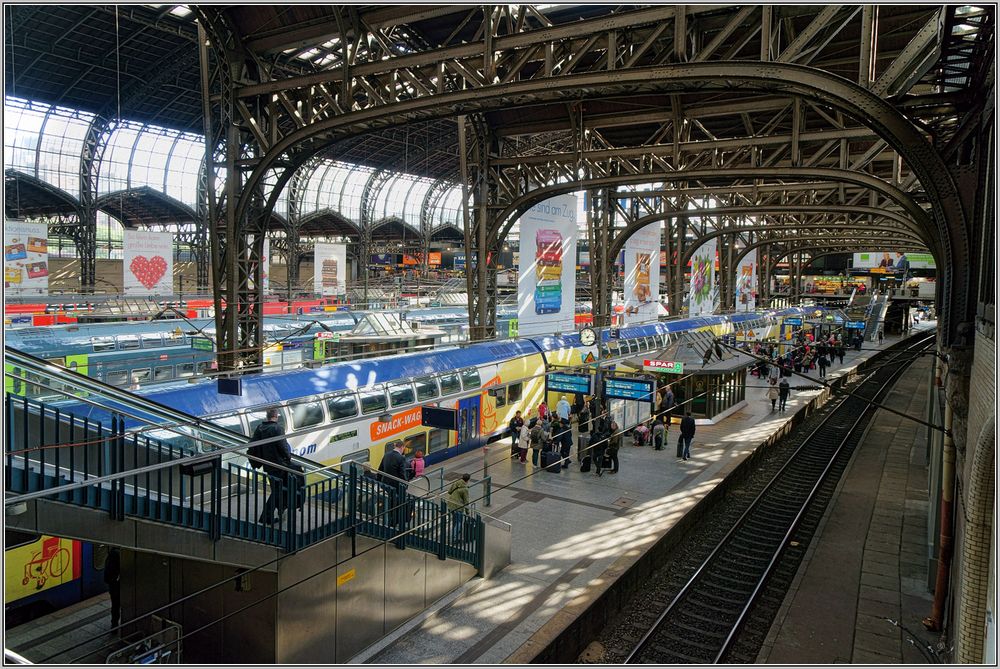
[129, 255, 168, 290]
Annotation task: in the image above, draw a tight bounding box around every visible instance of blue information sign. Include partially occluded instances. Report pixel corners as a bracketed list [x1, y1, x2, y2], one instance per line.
[845, 320, 866, 329]
[604, 378, 655, 402]
[784, 317, 802, 326]
[548, 372, 592, 395]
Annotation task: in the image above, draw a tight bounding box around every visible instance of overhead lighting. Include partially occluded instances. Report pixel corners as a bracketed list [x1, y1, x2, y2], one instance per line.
[169, 5, 192, 18]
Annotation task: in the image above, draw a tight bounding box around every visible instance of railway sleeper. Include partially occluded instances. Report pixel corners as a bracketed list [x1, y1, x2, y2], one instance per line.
[646, 639, 710, 664]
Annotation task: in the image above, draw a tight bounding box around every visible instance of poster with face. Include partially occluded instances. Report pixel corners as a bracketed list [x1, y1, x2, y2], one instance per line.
[622, 221, 661, 325]
[735, 249, 757, 312]
[516, 194, 578, 336]
[688, 238, 717, 316]
[4, 220, 49, 296]
[314, 242, 347, 296]
[123, 230, 173, 295]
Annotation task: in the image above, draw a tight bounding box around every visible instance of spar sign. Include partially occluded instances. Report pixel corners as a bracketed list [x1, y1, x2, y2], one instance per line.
[643, 359, 684, 374]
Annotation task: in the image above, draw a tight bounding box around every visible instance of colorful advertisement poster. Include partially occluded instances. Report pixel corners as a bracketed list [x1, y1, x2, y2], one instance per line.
[735, 249, 757, 312]
[262, 237, 270, 293]
[622, 221, 661, 325]
[314, 242, 347, 296]
[852, 251, 936, 270]
[688, 238, 717, 316]
[123, 230, 173, 296]
[4, 220, 49, 297]
[516, 194, 578, 336]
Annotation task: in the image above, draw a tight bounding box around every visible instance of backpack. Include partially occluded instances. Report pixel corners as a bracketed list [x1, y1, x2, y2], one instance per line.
[530, 425, 542, 446]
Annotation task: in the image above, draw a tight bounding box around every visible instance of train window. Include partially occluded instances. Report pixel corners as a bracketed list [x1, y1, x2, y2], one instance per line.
[490, 386, 507, 408]
[5, 529, 39, 549]
[290, 400, 325, 429]
[402, 432, 426, 455]
[508, 382, 523, 403]
[460, 368, 481, 390]
[141, 333, 163, 348]
[92, 337, 116, 352]
[359, 389, 387, 415]
[414, 377, 438, 401]
[132, 368, 152, 385]
[177, 363, 195, 378]
[212, 414, 248, 436]
[154, 366, 174, 382]
[119, 336, 140, 350]
[326, 394, 358, 421]
[427, 428, 449, 453]
[438, 373, 461, 395]
[340, 448, 370, 466]
[196, 361, 212, 375]
[106, 370, 128, 387]
[388, 383, 415, 407]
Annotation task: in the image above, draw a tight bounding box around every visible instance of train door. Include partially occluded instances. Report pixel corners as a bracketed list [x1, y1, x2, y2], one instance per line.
[457, 396, 481, 454]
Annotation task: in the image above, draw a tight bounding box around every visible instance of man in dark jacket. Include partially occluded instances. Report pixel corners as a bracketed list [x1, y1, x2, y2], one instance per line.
[679, 412, 696, 460]
[508, 411, 524, 456]
[378, 440, 409, 532]
[249, 408, 294, 524]
[778, 378, 791, 412]
[559, 418, 573, 468]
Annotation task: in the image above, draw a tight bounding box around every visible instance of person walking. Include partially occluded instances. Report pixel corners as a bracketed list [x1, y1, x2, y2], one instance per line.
[836, 342, 845, 365]
[446, 473, 471, 543]
[766, 379, 779, 411]
[679, 412, 696, 460]
[559, 418, 573, 468]
[658, 385, 675, 423]
[778, 378, 791, 412]
[877, 328, 884, 345]
[249, 407, 294, 525]
[556, 395, 572, 422]
[607, 421, 621, 474]
[651, 416, 666, 451]
[508, 410, 524, 456]
[104, 547, 121, 629]
[817, 353, 829, 378]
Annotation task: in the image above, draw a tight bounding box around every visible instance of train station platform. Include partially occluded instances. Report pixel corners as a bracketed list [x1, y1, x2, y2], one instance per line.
[757, 350, 939, 663]
[358, 326, 935, 664]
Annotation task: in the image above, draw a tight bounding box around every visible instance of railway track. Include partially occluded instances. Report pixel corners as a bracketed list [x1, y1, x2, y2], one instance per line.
[622, 332, 936, 664]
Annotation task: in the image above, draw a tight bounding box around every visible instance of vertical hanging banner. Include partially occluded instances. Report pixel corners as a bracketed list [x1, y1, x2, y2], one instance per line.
[622, 221, 661, 325]
[4, 220, 49, 297]
[261, 237, 270, 293]
[735, 249, 757, 312]
[688, 238, 717, 316]
[123, 230, 173, 296]
[517, 194, 578, 336]
[314, 242, 347, 296]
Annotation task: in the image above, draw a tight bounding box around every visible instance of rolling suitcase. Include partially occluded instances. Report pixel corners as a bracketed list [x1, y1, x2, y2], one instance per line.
[580, 454, 592, 473]
[542, 450, 562, 473]
[676, 434, 684, 458]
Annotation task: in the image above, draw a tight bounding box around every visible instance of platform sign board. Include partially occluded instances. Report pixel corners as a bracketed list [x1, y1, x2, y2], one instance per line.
[784, 317, 803, 326]
[124, 230, 173, 296]
[845, 321, 866, 329]
[604, 377, 655, 403]
[622, 220, 661, 325]
[735, 249, 757, 312]
[421, 406, 458, 431]
[688, 238, 717, 316]
[314, 243, 347, 296]
[547, 372, 592, 395]
[4, 219, 49, 297]
[643, 360, 684, 374]
[517, 194, 578, 336]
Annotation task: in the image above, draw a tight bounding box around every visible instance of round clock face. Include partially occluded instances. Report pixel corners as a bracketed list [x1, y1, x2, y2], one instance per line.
[580, 327, 597, 346]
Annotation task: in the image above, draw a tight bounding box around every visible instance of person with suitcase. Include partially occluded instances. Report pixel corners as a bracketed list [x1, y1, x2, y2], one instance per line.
[576, 403, 591, 462]
[606, 421, 621, 474]
[591, 422, 608, 477]
[541, 436, 562, 472]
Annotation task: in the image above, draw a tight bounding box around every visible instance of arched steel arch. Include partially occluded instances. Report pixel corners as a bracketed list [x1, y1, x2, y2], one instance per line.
[607, 204, 927, 263]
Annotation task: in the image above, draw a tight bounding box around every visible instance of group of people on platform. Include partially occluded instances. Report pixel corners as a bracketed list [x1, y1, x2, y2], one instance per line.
[506, 385, 699, 477]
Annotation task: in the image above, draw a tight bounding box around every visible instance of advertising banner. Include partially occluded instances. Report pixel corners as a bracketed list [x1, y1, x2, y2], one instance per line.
[314, 242, 347, 296]
[262, 237, 270, 293]
[735, 248, 757, 312]
[622, 221, 661, 325]
[852, 251, 936, 269]
[688, 238, 717, 316]
[516, 194, 578, 336]
[4, 220, 49, 296]
[123, 230, 173, 296]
